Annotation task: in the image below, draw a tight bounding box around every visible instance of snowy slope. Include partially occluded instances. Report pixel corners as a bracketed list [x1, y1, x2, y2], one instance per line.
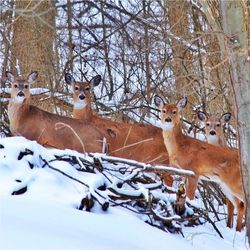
[0, 196, 200, 250]
[0, 137, 248, 250]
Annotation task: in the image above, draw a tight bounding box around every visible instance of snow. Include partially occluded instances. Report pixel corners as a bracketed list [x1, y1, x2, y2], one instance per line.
[0, 87, 49, 95]
[0, 196, 191, 250]
[0, 136, 248, 250]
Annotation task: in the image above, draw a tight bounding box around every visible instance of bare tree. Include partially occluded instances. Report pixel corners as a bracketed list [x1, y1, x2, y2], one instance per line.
[0, 0, 237, 141]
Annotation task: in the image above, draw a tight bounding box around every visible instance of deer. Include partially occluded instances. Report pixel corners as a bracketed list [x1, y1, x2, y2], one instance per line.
[154, 95, 245, 231]
[197, 111, 243, 229]
[197, 111, 231, 147]
[64, 73, 170, 172]
[7, 71, 105, 154]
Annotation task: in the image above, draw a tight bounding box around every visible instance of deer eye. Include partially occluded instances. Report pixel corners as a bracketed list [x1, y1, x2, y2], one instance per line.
[24, 85, 29, 89]
[216, 123, 220, 127]
[172, 110, 177, 114]
[206, 123, 210, 127]
[85, 87, 90, 91]
[75, 86, 79, 91]
[14, 84, 18, 88]
[162, 110, 166, 113]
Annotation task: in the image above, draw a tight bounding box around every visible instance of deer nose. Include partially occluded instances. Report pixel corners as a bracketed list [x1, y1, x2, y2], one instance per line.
[209, 130, 216, 135]
[17, 92, 25, 97]
[165, 117, 172, 123]
[79, 94, 85, 100]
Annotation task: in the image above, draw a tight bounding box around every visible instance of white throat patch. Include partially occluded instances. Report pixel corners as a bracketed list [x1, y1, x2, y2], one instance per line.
[161, 122, 174, 131]
[74, 100, 86, 109]
[207, 135, 219, 145]
[11, 96, 25, 104]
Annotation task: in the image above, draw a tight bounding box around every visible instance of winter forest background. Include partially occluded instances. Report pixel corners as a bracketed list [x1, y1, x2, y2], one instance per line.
[0, 0, 239, 136]
[1, 0, 250, 249]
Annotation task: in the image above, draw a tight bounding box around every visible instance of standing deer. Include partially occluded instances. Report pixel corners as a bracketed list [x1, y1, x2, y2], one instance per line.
[7, 71, 104, 153]
[197, 111, 243, 229]
[154, 95, 244, 231]
[64, 73, 169, 168]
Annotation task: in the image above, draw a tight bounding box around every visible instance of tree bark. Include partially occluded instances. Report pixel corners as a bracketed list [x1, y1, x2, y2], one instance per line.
[219, 0, 250, 241]
[67, 0, 74, 73]
[11, 1, 56, 89]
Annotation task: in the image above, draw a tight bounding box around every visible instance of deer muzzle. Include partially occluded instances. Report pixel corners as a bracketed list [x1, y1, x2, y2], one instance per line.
[17, 91, 25, 97]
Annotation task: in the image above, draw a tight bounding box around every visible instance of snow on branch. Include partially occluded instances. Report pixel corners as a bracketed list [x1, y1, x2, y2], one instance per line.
[89, 153, 195, 177]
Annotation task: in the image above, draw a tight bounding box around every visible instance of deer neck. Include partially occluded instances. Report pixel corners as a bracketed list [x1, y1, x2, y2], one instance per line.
[207, 135, 227, 147]
[162, 123, 184, 157]
[8, 99, 30, 134]
[73, 103, 93, 121]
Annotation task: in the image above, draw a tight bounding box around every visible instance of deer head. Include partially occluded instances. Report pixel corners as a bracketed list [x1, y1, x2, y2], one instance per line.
[154, 95, 187, 131]
[6, 71, 38, 104]
[197, 111, 231, 146]
[65, 73, 101, 109]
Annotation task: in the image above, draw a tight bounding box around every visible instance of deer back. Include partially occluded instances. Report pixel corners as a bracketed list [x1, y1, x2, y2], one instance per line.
[65, 73, 169, 165]
[89, 115, 169, 165]
[14, 104, 105, 153]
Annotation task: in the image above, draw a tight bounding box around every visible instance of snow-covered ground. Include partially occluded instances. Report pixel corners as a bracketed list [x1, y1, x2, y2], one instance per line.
[0, 136, 248, 250]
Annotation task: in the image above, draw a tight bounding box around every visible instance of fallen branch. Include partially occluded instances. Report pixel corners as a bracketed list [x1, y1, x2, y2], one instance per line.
[40, 156, 89, 188]
[89, 154, 195, 177]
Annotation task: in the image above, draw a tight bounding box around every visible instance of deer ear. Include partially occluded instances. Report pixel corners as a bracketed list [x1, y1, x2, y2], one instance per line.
[90, 75, 101, 87]
[65, 73, 75, 85]
[154, 95, 164, 109]
[197, 111, 207, 122]
[177, 97, 187, 110]
[6, 71, 15, 83]
[221, 112, 231, 123]
[27, 71, 38, 84]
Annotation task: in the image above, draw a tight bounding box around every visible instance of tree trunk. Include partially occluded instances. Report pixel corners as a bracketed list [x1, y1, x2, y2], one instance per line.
[219, 0, 250, 241]
[167, 1, 195, 121]
[67, 0, 74, 73]
[11, 1, 56, 90]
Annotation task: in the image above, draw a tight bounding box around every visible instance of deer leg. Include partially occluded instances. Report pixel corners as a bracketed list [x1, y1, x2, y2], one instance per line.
[185, 176, 199, 200]
[236, 199, 245, 232]
[226, 198, 234, 228]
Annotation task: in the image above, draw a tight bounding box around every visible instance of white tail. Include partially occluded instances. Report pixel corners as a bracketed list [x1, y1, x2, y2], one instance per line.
[7, 71, 104, 153]
[155, 95, 244, 231]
